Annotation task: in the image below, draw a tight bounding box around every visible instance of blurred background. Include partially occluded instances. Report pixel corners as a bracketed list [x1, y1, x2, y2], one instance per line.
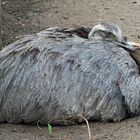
[1, 0, 140, 47]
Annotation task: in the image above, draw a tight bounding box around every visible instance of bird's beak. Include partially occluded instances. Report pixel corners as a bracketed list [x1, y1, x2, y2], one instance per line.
[127, 41, 140, 49]
[126, 41, 140, 64]
[114, 39, 136, 51]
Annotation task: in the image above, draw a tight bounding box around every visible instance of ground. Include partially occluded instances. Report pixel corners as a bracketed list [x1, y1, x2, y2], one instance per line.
[1, 0, 140, 140]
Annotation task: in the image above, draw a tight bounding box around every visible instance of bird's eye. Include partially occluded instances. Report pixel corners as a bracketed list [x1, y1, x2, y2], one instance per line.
[106, 32, 117, 41]
[107, 32, 112, 37]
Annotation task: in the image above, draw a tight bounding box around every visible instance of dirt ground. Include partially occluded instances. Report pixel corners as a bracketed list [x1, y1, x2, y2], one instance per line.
[1, 0, 140, 140]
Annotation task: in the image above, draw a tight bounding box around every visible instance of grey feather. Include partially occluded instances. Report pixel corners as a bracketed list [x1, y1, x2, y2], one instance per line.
[0, 27, 140, 125]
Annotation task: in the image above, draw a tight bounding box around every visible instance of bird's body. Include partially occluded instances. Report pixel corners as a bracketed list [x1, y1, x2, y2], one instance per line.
[0, 23, 140, 125]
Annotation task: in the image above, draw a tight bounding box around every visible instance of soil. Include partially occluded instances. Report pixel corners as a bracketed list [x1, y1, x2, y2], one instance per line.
[1, 0, 140, 140]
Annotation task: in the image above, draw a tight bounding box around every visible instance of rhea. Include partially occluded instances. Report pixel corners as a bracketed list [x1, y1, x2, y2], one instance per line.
[1, 22, 140, 125]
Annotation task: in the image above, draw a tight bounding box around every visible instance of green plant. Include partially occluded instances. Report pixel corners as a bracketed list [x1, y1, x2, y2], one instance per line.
[47, 123, 53, 136]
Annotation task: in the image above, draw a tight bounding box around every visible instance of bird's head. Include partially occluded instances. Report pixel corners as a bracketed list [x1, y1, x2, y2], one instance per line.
[88, 22, 135, 51]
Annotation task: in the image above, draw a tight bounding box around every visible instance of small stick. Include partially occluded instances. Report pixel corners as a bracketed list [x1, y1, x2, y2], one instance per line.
[37, 120, 42, 129]
[48, 115, 92, 140]
[77, 115, 92, 140]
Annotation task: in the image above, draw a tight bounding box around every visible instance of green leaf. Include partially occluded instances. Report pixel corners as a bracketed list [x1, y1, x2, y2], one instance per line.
[48, 124, 53, 135]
